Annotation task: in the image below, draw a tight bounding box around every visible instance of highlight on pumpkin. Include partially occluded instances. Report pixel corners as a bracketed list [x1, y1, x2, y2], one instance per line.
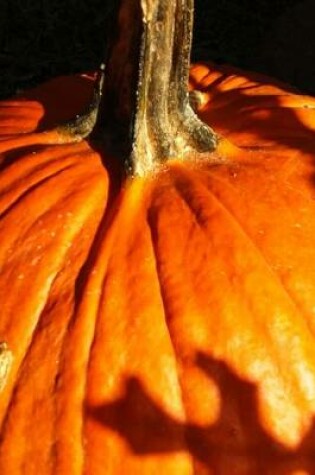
[0, 0, 315, 474]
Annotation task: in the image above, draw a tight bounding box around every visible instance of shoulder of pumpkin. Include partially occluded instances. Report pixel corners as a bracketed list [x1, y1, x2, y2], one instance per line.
[0, 73, 97, 135]
[0, 62, 314, 151]
[188, 61, 315, 150]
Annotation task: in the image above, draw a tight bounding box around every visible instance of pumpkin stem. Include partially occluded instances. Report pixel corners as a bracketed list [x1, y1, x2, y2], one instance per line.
[94, 0, 217, 176]
[56, 65, 105, 141]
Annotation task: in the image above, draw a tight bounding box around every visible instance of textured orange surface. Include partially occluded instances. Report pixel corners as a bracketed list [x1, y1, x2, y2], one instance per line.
[0, 63, 315, 474]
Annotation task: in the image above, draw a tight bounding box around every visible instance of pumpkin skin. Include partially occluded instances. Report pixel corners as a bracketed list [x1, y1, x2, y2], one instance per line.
[0, 63, 315, 475]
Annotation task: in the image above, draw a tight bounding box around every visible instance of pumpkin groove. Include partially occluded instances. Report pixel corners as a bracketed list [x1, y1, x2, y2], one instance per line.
[0, 0, 315, 473]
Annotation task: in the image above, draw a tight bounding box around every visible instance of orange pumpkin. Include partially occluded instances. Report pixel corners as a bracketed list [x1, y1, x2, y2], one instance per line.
[0, 1, 315, 474]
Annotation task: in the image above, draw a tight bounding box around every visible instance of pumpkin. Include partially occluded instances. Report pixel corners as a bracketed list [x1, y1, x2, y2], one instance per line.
[0, 1, 315, 474]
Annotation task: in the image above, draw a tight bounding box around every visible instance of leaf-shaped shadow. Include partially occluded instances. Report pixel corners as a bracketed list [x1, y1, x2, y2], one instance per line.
[89, 352, 315, 473]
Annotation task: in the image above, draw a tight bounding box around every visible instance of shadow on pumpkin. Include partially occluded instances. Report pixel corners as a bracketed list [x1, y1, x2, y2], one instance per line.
[189, 62, 315, 157]
[1, 64, 314, 186]
[22, 73, 97, 131]
[89, 352, 315, 473]
[17, 64, 315, 160]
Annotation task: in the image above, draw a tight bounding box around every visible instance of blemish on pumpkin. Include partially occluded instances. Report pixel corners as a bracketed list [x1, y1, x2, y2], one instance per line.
[0, 342, 13, 392]
[30, 256, 41, 266]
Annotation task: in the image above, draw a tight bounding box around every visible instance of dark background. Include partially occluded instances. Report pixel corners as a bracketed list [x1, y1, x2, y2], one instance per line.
[0, 0, 314, 98]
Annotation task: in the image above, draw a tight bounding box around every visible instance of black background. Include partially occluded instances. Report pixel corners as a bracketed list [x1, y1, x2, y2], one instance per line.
[0, 0, 314, 98]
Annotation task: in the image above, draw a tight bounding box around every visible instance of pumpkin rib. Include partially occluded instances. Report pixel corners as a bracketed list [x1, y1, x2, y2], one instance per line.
[147, 206, 188, 406]
[58, 260, 118, 473]
[204, 149, 315, 210]
[52, 213, 116, 475]
[148, 221, 199, 473]
[192, 154, 315, 315]
[79, 187, 143, 449]
[0, 133, 59, 154]
[0, 250, 95, 474]
[0, 142, 90, 196]
[50, 269, 103, 475]
[82, 272, 118, 474]
[0, 156, 107, 402]
[171, 165, 315, 413]
[0, 161, 102, 259]
[0, 167, 108, 474]
[0, 145, 101, 206]
[202, 95, 315, 117]
[48, 218, 108, 475]
[147, 175, 253, 461]
[63, 234, 121, 474]
[177, 164, 310, 321]
[0, 130, 79, 155]
[0, 101, 42, 110]
[72, 199, 129, 423]
[0, 102, 43, 135]
[0, 260, 63, 435]
[192, 62, 298, 95]
[0, 166, 77, 222]
[3, 160, 90, 215]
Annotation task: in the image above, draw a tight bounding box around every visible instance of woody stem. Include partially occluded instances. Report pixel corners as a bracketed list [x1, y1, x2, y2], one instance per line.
[95, 0, 217, 176]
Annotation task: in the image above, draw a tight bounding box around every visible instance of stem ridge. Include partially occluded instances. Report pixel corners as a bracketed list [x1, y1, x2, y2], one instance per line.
[97, 0, 218, 176]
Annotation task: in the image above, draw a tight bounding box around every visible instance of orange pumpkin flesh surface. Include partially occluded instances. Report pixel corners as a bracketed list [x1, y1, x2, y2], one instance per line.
[1, 2, 315, 475]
